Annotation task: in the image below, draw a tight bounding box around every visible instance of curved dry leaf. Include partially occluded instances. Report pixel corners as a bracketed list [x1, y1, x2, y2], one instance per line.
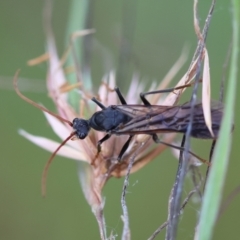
[27, 53, 50, 66]
[19, 129, 87, 161]
[202, 49, 213, 137]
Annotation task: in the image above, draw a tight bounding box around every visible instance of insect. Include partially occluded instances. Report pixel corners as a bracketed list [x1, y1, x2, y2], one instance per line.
[14, 72, 223, 164]
[14, 71, 223, 195]
[73, 90, 222, 167]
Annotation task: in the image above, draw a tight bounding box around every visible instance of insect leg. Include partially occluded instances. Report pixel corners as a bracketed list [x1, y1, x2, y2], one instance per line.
[96, 133, 112, 156]
[91, 86, 127, 109]
[114, 87, 127, 105]
[91, 97, 107, 109]
[140, 83, 193, 106]
[117, 135, 133, 162]
[152, 134, 208, 165]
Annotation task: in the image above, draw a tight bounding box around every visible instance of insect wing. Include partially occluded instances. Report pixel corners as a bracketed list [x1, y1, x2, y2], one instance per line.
[113, 104, 181, 133]
[114, 104, 176, 117]
[113, 102, 223, 139]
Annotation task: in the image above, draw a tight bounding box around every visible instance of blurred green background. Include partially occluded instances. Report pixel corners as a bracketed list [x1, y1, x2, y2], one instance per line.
[0, 0, 239, 239]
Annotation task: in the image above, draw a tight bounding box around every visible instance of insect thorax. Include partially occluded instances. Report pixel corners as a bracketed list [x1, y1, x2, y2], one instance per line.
[89, 106, 132, 132]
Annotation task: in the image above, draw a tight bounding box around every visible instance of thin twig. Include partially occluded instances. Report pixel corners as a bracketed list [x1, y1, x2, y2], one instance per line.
[121, 141, 146, 240]
[148, 190, 197, 240]
[166, 1, 216, 239]
[166, 135, 185, 240]
[185, 0, 216, 81]
[95, 205, 107, 240]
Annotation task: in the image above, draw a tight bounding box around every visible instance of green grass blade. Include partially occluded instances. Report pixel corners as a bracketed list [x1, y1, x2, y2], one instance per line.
[196, 1, 239, 240]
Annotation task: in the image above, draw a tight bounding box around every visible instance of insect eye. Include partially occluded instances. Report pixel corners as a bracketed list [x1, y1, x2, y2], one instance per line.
[72, 118, 90, 139]
[78, 132, 87, 140]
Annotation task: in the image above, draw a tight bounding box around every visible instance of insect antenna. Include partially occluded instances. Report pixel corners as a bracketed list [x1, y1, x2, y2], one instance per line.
[41, 131, 76, 197]
[13, 70, 78, 196]
[13, 70, 73, 126]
